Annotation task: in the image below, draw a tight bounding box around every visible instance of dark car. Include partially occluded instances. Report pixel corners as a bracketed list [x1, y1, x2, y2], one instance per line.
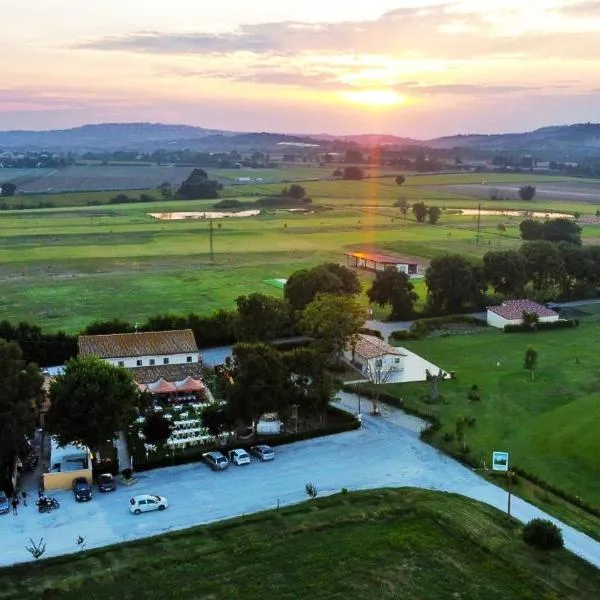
[97, 473, 116, 492]
[72, 477, 92, 502]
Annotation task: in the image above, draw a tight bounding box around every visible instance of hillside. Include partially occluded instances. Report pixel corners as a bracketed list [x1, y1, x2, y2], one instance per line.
[1, 489, 599, 600]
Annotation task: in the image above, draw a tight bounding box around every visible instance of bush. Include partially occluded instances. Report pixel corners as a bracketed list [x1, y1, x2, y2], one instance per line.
[442, 432, 454, 442]
[522, 519, 564, 550]
[504, 319, 577, 333]
[359, 327, 383, 339]
[389, 330, 420, 342]
[213, 199, 244, 209]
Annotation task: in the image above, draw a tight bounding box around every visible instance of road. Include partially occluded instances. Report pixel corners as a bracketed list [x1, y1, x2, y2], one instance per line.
[2, 392, 600, 569]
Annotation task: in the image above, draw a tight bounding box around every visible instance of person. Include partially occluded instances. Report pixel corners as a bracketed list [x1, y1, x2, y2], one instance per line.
[11, 497, 18, 515]
[21, 490, 27, 506]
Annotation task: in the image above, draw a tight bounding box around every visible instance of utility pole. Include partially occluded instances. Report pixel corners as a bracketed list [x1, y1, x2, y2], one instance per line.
[209, 219, 214, 261]
[476, 202, 481, 245]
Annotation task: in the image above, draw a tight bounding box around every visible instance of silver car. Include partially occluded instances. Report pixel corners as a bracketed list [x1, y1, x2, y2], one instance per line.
[250, 445, 275, 461]
[203, 451, 229, 471]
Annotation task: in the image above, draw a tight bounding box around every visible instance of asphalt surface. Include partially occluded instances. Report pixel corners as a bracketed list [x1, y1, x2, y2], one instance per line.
[2, 392, 600, 569]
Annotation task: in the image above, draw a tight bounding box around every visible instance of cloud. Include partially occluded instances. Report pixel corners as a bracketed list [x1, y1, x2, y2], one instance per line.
[559, 0, 600, 16]
[397, 83, 534, 96]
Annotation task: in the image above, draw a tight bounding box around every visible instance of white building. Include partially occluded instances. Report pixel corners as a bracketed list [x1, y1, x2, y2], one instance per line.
[344, 334, 447, 384]
[78, 329, 200, 370]
[486, 299, 559, 329]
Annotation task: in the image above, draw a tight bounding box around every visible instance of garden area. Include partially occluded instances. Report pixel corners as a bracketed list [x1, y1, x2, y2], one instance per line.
[354, 311, 600, 536]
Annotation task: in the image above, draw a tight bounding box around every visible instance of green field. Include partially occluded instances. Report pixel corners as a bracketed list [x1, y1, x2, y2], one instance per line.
[375, 307, 600, 530]
[1, 489, 599, 600]
[2, 173, 598, 332]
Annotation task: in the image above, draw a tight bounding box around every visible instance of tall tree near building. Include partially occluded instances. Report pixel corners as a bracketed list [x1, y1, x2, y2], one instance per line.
[520, 241, 565, 293]
[367, 268, 417, 320]
[483, 250, 527, 297]
[300, 294, 365, 363]
[425, 254, 484, 314]
[235, 293, 290, 342]
[0, 340, 42, 480]
[47, 356, 140, 454]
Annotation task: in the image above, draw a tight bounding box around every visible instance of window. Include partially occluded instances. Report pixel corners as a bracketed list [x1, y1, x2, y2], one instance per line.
[394, 358, 401, 364]
[375, 359, 383, 367]
[149, 359, 155, 366]
[136, 359, 142, 367]
[118, 361, 124, 367]
[186, 356, 192, 363]
[163, 357, 169, 365]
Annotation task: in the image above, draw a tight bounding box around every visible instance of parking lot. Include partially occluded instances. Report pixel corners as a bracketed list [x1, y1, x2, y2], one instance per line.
[2, 394, 600, 568]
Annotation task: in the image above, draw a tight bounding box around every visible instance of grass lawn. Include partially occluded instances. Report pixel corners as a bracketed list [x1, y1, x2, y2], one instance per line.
[1, 488, 599, 600]
[377, 314, 600, 528]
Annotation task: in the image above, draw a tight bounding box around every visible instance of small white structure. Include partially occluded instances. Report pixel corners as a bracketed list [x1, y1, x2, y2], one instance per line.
[345, 334, 447, 384]
[256, 413, 283, 435]
[486, 299, 559, 329]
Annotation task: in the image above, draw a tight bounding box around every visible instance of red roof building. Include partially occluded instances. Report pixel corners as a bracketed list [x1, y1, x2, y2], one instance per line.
[486, 299, 559, 329]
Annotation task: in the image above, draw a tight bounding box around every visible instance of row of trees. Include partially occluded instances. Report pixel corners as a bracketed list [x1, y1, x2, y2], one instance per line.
[394, 199, 441, 224]
[365, 240, 600, 319]
[520, 218, 582, 245]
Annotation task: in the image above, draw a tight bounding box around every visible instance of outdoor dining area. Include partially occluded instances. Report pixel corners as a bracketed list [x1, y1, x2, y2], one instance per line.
[136, 376, 207, 404]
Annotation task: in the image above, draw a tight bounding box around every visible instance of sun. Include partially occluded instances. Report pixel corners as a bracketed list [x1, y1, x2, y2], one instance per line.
[340, 89, 406, 107]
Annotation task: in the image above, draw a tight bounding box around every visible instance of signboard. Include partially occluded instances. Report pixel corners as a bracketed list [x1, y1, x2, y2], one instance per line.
[492, 451, 509, 472]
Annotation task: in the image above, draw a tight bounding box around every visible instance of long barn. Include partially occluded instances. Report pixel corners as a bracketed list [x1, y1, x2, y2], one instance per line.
[344, 251, 421, 276]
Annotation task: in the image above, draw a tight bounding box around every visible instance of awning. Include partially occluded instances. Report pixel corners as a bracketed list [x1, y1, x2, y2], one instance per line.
[146, 378, 177, 394]
[174, 376, 205, 392]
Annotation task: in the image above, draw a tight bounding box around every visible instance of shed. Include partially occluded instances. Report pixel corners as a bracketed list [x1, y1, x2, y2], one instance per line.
[486, 299, 559, 329]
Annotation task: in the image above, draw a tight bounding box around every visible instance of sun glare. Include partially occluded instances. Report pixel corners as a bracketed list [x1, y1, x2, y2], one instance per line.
[341, 89, 406, 107]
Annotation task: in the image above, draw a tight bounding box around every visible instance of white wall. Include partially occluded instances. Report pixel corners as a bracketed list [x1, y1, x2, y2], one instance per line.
[106, 351, 200, 369]
[487, 310, 509, 329]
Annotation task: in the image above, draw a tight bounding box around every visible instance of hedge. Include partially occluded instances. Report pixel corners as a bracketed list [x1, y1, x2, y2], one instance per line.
[131, 406, 359, 473]
[503, 319, 578, 333]
[359, 327, 384, 339]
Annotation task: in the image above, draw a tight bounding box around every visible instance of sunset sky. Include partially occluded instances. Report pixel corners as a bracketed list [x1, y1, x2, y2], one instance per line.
[2, 0, 600, 137]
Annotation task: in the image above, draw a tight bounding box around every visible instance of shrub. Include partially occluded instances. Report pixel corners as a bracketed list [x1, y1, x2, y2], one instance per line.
[360, 327, 383, 339]
[442, 432, 454, 442]
[389, 330, 419, 342]
[522, 519, 564, 550]
[467, 385, 481, 402]
[504, 319, 576, 333]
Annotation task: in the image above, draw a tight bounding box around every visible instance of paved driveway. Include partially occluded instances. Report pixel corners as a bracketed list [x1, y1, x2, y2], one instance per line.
[2, 394, 600, 569]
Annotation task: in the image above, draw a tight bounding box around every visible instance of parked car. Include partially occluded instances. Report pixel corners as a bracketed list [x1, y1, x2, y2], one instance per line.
[249, 445, 275, 461]
[97, 473, 116, 492]
[0, 491, 9, 514]
[129, 494, 168, 515]
[72, 477, 93, 502]
[203, 451, 229, 471]
[228, 448, 251, 466]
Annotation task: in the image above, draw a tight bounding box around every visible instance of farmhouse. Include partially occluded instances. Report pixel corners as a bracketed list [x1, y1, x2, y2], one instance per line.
[486, 299, 559, 329]
[344, 251, 422, 277]
[344, 334, 447, 384]
[78, 329, 206, 401]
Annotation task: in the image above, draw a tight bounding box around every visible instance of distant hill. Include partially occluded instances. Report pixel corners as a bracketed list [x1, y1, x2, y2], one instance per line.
[427, 123, 600, 159]
[1, 121, 600, 159]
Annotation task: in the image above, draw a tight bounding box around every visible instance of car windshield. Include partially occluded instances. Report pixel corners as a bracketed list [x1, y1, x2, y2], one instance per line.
[152, 495, 161, 501]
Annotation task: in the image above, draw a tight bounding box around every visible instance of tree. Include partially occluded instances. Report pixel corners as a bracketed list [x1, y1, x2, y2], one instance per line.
[342, 166, 364, 180]
[394, 197, 409, 219]
[235, 293, 290, 342]
[519, 185, 536, 201]
[228, 343, 292, 426]
[0, 339, 42, 484]
[47, 356, 140, 453]
[524, 345, 538, 380]
[523, 519, 563, 550]
[284, 264, 359, 312]
[176, 168, 220, 200]
[345, 149, 363, 163]
[142, 412, 172, 446]
[395, 175, 406, 186]
[520, 241, 565, 293]
[542, 218, 582, 245]
[201, 403, 235, 438]
[0, 182, 17, 197]
[425, 255, 484, 314]
[483, 250, 527, 297]
[367, 268, 417, 320]
[300, 294, 365, 363]
[156, 182, 172, 199]
[427, 206, 441, 225]
[332, 169, 343, 177]
[521, 311, 540, 330]
[412, 201, 428, 223]
[281, 184, 306, 200]
[519, 219, 544, 240]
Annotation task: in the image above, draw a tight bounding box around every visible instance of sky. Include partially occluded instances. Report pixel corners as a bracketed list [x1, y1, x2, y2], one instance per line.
[2, 0, 600, 138]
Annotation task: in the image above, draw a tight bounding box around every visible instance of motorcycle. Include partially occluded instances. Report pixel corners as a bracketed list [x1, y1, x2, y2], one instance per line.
[36, 497, 60, 513]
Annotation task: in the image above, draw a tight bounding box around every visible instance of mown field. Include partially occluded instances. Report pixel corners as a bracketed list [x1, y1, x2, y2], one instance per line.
[375, 305, 600, 536]
[1, 489, 599, 600]
[1, 173, 599, 332]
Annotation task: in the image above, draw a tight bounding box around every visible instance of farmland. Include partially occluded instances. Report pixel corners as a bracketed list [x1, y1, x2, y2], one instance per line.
[2, 489, 600, 600]
[1, 173, 599, 332]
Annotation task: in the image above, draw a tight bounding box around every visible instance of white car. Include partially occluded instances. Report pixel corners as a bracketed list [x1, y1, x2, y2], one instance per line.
[228, 448, 251, 466]
[129, 494, 168, 515]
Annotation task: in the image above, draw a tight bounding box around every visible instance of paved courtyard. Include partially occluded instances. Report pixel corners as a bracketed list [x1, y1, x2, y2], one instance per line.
[2, 393, 600, 569]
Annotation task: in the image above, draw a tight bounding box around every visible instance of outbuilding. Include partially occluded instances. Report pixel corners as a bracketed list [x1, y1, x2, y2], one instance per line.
[486, 299, 559, 329]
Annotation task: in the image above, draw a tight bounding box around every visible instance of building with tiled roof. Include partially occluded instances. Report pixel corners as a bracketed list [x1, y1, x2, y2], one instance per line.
[343, 334, 446, 384]
[486, 299, 559, 329]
